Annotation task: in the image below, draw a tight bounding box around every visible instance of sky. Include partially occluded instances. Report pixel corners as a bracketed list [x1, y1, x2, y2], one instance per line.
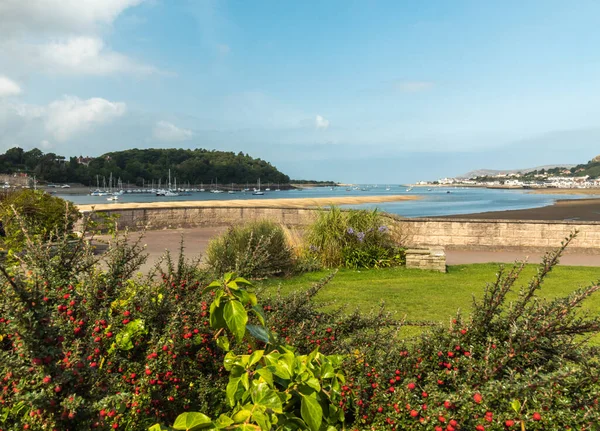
[1, 0, 600, 183]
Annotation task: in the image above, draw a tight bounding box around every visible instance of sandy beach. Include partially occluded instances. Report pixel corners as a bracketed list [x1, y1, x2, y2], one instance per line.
[440, 198, 600, 221]
[77, 194, 419, 212]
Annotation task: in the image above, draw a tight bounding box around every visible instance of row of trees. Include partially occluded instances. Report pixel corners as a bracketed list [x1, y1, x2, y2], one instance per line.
[0, 147, 291, 186]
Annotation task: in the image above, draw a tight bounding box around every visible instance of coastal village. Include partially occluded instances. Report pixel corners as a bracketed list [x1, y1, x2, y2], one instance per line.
[418, 155, 600, 189]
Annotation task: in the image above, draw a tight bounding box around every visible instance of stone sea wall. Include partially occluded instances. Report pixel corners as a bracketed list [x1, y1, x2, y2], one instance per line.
[82, 206, 600, 253]
[398, 218, 600, 253]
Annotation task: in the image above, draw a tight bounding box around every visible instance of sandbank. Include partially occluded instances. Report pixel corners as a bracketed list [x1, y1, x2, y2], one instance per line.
[78, 195, 419, 212]
[439, 198, 600, 221]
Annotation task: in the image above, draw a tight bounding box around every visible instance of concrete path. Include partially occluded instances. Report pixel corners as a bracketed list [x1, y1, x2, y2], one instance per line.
[96, 227, 600, 272]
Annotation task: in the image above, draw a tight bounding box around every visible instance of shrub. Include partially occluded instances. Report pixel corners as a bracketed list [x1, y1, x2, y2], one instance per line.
[0, 189, 80, 254]
[0, 223, 229, 430]
[205, 220, 294, 278]
[306, 206, 402, 268]
[342, 233, 600, 430]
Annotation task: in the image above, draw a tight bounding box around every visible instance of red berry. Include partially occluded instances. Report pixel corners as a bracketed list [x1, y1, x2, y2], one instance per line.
[505, 420, 515, 427]
[407, 382, 416, 390]
[532, 412, 542, 421]
[410, 410, 418, 417]
[473, 393, 483, 404]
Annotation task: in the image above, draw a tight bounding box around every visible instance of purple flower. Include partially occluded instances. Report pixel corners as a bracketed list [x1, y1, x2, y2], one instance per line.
[378, 225, 388, 233]
[347, 227, 354, 234]
[309, 244, 319, 252]
[356, 232, 365, 242]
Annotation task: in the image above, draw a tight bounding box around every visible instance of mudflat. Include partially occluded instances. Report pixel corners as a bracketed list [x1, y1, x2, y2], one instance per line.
[439, 198, 600, 221]
[78, 195, 419, 212]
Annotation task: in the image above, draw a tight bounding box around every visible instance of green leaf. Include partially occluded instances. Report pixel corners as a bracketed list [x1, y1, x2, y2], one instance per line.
[203, 280, 221, 294]
[256, 368, 274, 386]
[252, 409, 271, 430]
[216, 336, 230, 352]
[247, 292, 258, 306]
[148, 424, 171, 431]
[224, 300, 248, 342]
[115, 319, 147, 351]
[246, 324, 269, 343]
[240, 372, 250, 390]
[248, 350, 264, 367]
[300, 395, 323, 431]
[214, 414, 234, 428]
[250, 306, 266, 326]
[210, 300, 226, 330]
[251, 382, 283, 413]
[172, 412, 213, 430]
[511, 399, 522, 414]
[234, 276, 252, 286]
[224, 351, 238, 371]
[321, 363, 335, 379]
[231, 409, 252, 424]
[306, 377, 321, 392]
[226, 378, 241, 407]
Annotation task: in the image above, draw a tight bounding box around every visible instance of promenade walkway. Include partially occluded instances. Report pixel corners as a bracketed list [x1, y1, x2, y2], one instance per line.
[99, 227, 600, 273]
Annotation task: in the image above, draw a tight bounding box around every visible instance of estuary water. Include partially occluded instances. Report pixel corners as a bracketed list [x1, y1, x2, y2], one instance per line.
[57, 186, 582, 218]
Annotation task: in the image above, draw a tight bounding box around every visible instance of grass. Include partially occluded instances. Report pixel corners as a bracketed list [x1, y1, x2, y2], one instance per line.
[257, 263, 600, 340]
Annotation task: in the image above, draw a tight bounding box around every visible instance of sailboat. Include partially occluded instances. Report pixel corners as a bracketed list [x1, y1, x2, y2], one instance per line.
[265, 182, 271, 191]
[252, 178, 264, 195]
[164, 170, 179, 196]
[199, 181, 205, 192]
[275, 183, 281, 191]
[211, 177, 224, 193]
[228, 182, 235, 194]
[106, 173, 119, 200]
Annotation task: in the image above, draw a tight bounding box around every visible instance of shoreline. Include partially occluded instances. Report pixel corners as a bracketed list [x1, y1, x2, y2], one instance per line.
[77, 195, 419, 212]
[438, 197, 600, 221]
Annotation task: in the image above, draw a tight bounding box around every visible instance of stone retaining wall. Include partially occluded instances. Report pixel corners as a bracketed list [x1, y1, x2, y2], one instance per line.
[398, 218, 600, 253]
[81, 206, 600, 253]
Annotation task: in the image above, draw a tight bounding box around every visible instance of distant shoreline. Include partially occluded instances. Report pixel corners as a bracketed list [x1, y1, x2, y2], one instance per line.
[77, 194, 419, 212]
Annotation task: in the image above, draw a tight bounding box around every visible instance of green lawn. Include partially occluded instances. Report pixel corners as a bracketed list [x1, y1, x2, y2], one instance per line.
[257, 263, 600, 338]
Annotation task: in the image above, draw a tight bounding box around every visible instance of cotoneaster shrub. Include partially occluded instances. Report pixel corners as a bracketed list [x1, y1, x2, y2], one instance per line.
[0, 224, 230, 430]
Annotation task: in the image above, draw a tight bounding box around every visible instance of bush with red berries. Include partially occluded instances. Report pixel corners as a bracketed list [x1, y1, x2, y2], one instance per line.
[0, 226, 230, 430]
[2, 207, 599, 431]
[340, 233, 600, 430]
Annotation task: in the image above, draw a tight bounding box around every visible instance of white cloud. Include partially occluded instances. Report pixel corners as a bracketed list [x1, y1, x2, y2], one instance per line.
[0, 0, 158, 76]
[0, 0, 145, 36]
[394, 81, 434, 93]
[45, 96, 126, 141]
[152, 121, 193, 142]
[0, 75, 21, 97]
[35, 37, 157, 75]
[315, 115, 330, 130]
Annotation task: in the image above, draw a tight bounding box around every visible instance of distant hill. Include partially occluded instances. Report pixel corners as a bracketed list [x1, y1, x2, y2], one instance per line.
[459, 164, 576, 179]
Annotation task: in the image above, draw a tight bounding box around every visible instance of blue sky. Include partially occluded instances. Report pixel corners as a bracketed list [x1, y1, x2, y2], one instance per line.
[1, 0, 599, 183]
